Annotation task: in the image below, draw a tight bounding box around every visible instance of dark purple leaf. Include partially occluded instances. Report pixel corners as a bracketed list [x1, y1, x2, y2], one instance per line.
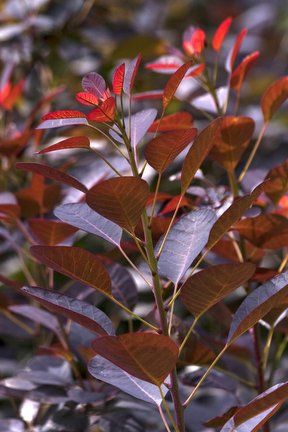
[9, 304, 60, 335]
[107, 262, 138, 310]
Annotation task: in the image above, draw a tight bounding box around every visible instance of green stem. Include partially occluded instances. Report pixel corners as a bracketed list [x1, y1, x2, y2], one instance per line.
[112, 297, 158, 331]
[238, 123, 267, 182]
[228, 170, 239, 197]
[261, 326, 275, 371]
[159, 385, 178, 432]
[179, 316, 200, 353]
[90, 148, 123, 177]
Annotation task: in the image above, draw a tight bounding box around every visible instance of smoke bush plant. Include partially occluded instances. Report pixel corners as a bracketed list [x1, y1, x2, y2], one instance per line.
[1, 17, 288, 432]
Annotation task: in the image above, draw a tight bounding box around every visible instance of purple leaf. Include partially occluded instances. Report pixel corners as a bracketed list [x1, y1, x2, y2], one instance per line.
[21, 286, 115, 336]
[157, 209, 217, 285]
[36, 118, 88, 129]
[145, 55, 184, 74]
[82, 72, 106, 98]
[107, 262, 138, 310]
[88, 355, 168, 406]
[54, 203, 122, 247]
[9, 304, 60, 335]
[123, 54, 142, 95]
[191, 87, 228, 114]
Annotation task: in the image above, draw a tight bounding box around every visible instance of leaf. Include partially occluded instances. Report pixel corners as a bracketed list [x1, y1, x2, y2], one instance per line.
[145, 56, 184, 74]
[163, 61, 193, 109]
[182, 27, 206, 56]
[54, 202, 122, 247]
[230, 51, 260, 92]
[37, 110, 88, 129]
[209, 116, 255, 172]
[206, 182, 265, 250]
[261, 76, 288, 123]
[110, 109, 157, 149]
[30, 246, 112, 295]
[191, 87, 228, 113]
[21, 286, 114, 336]
[264, 160, 288, 204]
[112, 63, 125, 94]
[180, 263, 256, 318]
[28, 219, 77, 245]
[144, 128, 197, 173]
[16, 162, 87, 193]
[233, 214, 288, 249]
[220, 382, 288, 432]
[37, 136, 90, 154]
[82, 72, 106, 98]
[227, 270, 288, 344]
[107, 261, 138, 310]
[86, 177, 149, 232]
[9, 304, 60, 335]
[87, 97, 116, 122]
[91, 332, 179, 385]
[148, 112, 193, 132]
[75, 92, 99, 106]
[123, 54, 142, 95]
[181, 117, 222, 193]
[212, 17, 232, 52]
[157, 209, 217, 285]
[89, 356, 168, 405]
[225, 28, 247, 73]
[132, 90, 164, 101]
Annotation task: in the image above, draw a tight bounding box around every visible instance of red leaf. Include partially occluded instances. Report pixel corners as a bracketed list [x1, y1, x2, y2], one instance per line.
[37, 136, 90, 154]
[145, 56, 183, 74]
[261, 76, 288, 123]
[132, 90, 163, 101]
[87, 97, 116, 122]
[163, 61, 193, 110]
[28, 219, 77, 245]
[264, 160, 288, 204]
[226, 28, 248, 73]
[41, 110, 86, 120]
[75, 92, 99, 106]
[212, 17, 232, 52]
[123, 54, 142, 95]
[186, 63, 205, 77]
[182, 27, 206, 57]
[230, 51, 260, 92]
[112, 63, 125, 95]
[148, 112, 193, 132]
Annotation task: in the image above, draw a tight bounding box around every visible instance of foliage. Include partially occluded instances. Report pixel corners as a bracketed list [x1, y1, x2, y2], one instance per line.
[0, 5, 288, 432]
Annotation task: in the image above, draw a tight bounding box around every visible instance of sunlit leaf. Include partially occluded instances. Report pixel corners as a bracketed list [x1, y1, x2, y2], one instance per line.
[41, 110, 86, 120]
[54, 202, 122, 247]
[261, 76, 288, 123]
[212, 17, 232, 52]
[28, 219, 77, 245]
[180, 263, 255, 318]
[157, 209, 217, 285]
[230, 51, 260, 92]
[132, 90, 163, 101]
[75, 92, 99, 106]
[89, 356, 167, 405]
[209, 116, 255, 172]
[181, 118, 222, 193]
[163, 61, 193, 109]
[144, 128, 197, 173]
[145, 56, 184, 74]
[191, 87, 228, 113]
[227, 271, 288, 343]
[86, 177, 149, 232]
[148, 112, 193, 132]
[91, 332, 178, 385]
[225, 28, 247, 73]
[82, 72, 106, 98]
[21, 286, 114, 336]
[37, 136, 90, 154]
[264, 160, 288, 204]
[30, 246, 112, 295]
[112, 63, 125, 95]
[87, 97, 116, 122]
[37, 110, 88, 129]
[123, 54, 142, 95]
[233, 214, 288, 249]
[182, 27, 205, 56]
[16, 162, 87, 193]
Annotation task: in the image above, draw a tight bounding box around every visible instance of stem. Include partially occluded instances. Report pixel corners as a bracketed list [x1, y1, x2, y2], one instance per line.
[179, 316, 200, 353]
[118, 246, 153, 288]
[278, 253, 288, 272]
[87, 124, 129, 160]
[156, 195, 182, 259]
[159, 405, 173, 432]
[159, 385, 178, 432]
[90, 148, 123, 177]
[112, 297, 158, 331]
[228, 170, 239, 197]
[238, 123, 267, 182]
[183, 345, 228, 407]
[261, 326, 274, 371]
[149, 173, 162, 223]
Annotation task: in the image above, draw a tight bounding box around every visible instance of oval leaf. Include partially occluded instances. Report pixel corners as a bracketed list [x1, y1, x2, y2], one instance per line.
[264, 160, 288, 204]
[21, 286, 114, 336]
[37, 136, 90, 154]
[16, 162, 87, 193]
[87, 97, 116, 123]
[86, 177, 149, 232]
[112, 63, 125, 95]
[30, 246, 112, 295]
[209, 116, 255, 172]
[148, 112, 193, 132]
[163, 61, 192, 109]
[212, 17, 232, 52]
[144, 128, 197, 173]
[181, 117, 222, 193]
[227, 270, 288, 344]
[157, 209, 217, 285]
[82, 72, 106, 98]
[75, 92, 99, 106]
[180, 263, 256, 318]
[91, 332, 179, 385]
[145, 55, 184, 74]
[107, 261, 138, 310]
[28, 219, 77, 245]
[261, 76, 288, 123]
[54, 202, 122, 247]
[89, 356, 167, 405]
[230, 51, 260, 93]
[41, 110, 86, 121]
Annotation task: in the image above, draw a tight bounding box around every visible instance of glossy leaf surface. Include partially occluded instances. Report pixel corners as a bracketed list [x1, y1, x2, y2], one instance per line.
[21, 286, 114, 336]
[54, 202, 122, 247]
[30, 246, 112, 295]
[89, 356, 167, 405]
[181, 263, 256, 317]
[261, 76, 288, 123]
[86, 177, 149, 232]
[227, 270, 288, 343]
[144, 128, 197, 173]
[157, 209, 217, 285]
[91, 332, 178, 385]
